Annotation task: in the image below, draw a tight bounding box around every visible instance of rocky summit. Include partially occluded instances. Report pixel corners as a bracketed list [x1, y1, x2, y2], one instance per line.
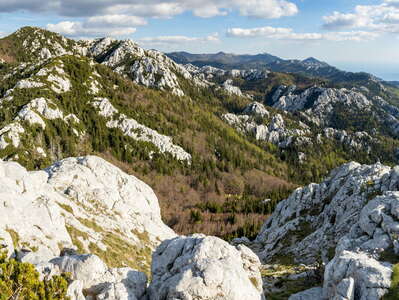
[0, 26, 399, 299]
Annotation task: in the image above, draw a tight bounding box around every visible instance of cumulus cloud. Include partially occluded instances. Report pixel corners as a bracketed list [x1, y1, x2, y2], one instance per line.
[47, 21, 136, 37]
[323, 0, 399, 33]
[0, 0, 298, 19]
[139, 33, 220, 45]
[85, 15, 147, 27]
[226, 26, 378, 42]
[233, 0, 298, 18]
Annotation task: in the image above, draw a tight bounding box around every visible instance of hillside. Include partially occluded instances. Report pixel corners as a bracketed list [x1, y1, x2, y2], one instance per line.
[2, 27, 399, 241]
[1, 26, 399, 299]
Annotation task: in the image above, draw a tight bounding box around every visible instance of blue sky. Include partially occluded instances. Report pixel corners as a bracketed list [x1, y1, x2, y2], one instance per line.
[0, 0, 398, 80]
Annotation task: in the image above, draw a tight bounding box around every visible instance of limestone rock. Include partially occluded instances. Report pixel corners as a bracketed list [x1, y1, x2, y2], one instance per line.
[222, 102, 311, 149]
[223, 79, 243, 96]
[255, 161, 399, 299]
[323, 251, 391, 300]
[92, 97, 192, 162]
[0, 156, 175, 274]
[86, 39, 202, 96]
[255, 162, 398, 264]
[148, 234, 264, 300]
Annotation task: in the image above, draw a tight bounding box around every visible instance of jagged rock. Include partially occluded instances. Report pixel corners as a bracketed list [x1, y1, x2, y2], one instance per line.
[50, 253, 148, 299]
[67, 280, 85, 300]
[255, 162, 398, 264]
[243, 102, 270, 118]
[0, 122, 25, 150]
[223, 79, 243, 96]
[0, 156, 175, 274]
[255, 161, 399, 299]
[323, 251, 391, 300]
[148, 234, 264, 300]
[323, 128, 373, 151]
[270, 86, 372, 126]
[92, 97, 191, 162]
[86, 39, 200, 96]
[223, 102, 311, 148]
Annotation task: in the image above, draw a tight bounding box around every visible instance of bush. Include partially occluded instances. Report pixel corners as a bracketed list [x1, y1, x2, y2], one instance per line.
[0, 251, 70, 300]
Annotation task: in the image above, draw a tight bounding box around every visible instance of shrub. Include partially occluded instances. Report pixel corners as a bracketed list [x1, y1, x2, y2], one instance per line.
[0, 251, 70, 300]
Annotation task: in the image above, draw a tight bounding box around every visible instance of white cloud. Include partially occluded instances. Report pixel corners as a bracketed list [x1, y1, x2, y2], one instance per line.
[139, 33, 220, 45]
[47, 21, 136, 37]
[226, 26, 378, 42]
[0, 0, 298, 19]
[86, 15, 147, 27]
[233, 0, 298, 18]
[105, 3, 185, 19]
[323, 1, 399, 34]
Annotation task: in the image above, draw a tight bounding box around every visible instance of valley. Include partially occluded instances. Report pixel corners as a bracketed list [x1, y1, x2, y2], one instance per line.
[0, 26, 399, 299]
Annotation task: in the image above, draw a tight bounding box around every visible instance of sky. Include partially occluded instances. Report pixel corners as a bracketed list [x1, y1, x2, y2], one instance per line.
[0, 0, 398, 80]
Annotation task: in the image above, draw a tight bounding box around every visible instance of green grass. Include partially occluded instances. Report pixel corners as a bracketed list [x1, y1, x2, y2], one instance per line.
[89, 231, 152, 277]
[383, 264, 399, 300]
[57, 203, 74, 215]
[5, 228, 20, 248]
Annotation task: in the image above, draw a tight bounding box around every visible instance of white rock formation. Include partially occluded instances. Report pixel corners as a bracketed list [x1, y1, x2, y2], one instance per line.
[324, 128, 373, 151]
[0, 122, 25, 150]
[223, 102, 311, 148]
[270, 85, 372, 126]
[323, 251, 392, 300]
[50, 253, 147, 300]
[148, 234, 265, 300]
[243, 101, 270, 118]
[256, 162, 398, 263]
[0, 156, 175, 272]
[223, 79, 243, 96]
[92, 97, 192, 162]
[255, 161, 399, 299]
[86, 39, 200, 96]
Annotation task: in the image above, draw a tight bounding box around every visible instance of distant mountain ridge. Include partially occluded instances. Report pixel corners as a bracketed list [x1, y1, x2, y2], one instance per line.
[167, 51, 380, 84]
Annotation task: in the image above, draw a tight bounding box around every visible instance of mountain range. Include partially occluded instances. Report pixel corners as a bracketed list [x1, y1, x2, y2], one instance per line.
[167, 51, 383, 84]
[0, 26, 399, 299]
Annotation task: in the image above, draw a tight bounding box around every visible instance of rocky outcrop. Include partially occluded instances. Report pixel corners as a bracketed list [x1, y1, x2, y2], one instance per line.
[148, 234, 264, 300]
[0, 156, 175, 276]
[255, 162, 398, 264]
[12, 27, 85, 61]
[254, 161, 399, 299]
[223, 102, 311, 148]
[270, 85, 372, 126]
[222, 79, 243, 96]
[86, 38, 200, 96]
[323, 128, 374, 151]
[92, 97, 192, 162]
[49, 253, 147, 300]
[0, 155, 268, 299]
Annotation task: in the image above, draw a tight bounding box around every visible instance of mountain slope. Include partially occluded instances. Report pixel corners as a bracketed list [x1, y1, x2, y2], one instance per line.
[167, 51, 380, 85]
[1, 26, 399, 242]
[0, 28, 295, 239]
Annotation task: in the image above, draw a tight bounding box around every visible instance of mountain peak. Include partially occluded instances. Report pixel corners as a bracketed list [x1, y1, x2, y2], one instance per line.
[301, 57, 329, 67]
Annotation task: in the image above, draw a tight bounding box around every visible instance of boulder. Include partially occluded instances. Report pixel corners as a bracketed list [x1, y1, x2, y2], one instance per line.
[51, 254, 147, 300]
[148, 234, 264, 300]
[323, 251, 391, 300]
